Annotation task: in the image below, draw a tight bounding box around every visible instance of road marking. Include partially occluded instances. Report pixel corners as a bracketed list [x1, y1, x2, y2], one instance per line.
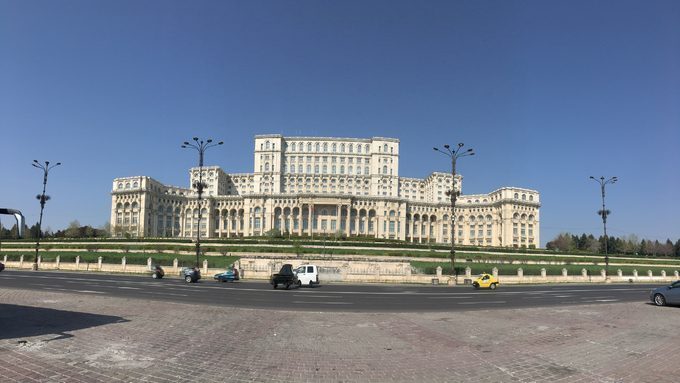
[292, 295, 341, 298]
[292, 301, 352, 305]
[117, 286, 141, 290]
[594, 299, 620, 302]
[74, 290, 106, 294]
[458, 301, 507, 305]
[428, 296, 473, 299]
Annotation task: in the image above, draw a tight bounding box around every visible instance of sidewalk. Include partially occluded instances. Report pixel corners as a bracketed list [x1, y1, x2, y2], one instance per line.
[0, 287, 677, 382]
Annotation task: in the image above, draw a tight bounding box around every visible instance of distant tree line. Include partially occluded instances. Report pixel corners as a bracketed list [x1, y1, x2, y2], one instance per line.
[546, 232, 680, 257]
[0, 220, 110, 240]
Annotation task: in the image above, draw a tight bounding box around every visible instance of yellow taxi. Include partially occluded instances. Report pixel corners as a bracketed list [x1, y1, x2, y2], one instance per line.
[472, 273, 499, 290]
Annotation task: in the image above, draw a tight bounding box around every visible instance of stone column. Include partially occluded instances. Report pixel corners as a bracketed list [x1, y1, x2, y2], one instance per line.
[540, 268, 546, 278]
[56, 255, 60, 269]
[76, 255, 81, 270]
[121, 256, 126, 271]
[98, 256, 103, 271]
[346, 206, 351, 237]
[203, 259, 208, 274]
[308, 204, 314, 237]
[336, 204, 341, 234]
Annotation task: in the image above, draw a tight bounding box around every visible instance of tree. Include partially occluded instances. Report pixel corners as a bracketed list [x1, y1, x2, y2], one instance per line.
[674, 239, 680, 257]
[65, 220, 81, 238]
[546, 233, 573, 251]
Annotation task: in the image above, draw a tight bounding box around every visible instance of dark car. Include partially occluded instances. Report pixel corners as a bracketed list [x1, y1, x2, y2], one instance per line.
[214, 268, 239, 282]
[270, 264, 298, 289]
[650, 280, 680, 306]
[150, 265, 165, 279]
[180, 267, 201, 283]
[0, 262, 4, 272]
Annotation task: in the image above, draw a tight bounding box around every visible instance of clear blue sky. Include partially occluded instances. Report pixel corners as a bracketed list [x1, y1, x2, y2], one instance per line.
[1, 0, 678, 246]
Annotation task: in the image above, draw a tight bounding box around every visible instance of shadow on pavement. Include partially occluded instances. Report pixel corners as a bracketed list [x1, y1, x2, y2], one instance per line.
[0, 304, 128, 340]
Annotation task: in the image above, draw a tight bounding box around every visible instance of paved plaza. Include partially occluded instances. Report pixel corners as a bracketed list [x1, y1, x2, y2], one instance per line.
[0, 286, 677, 382]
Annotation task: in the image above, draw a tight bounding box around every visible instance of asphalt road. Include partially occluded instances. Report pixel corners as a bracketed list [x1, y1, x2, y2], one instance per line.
[0, 269, 663, 312]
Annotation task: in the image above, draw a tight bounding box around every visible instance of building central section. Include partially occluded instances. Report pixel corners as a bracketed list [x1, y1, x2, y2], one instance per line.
[111, 134, 541, 248]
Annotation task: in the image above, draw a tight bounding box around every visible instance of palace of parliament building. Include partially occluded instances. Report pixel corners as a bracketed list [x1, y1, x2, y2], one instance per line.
[111, 135, 540, 247]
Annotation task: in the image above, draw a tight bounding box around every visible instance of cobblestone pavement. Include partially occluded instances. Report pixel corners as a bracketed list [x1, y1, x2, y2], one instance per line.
[0, 287, 677, 382]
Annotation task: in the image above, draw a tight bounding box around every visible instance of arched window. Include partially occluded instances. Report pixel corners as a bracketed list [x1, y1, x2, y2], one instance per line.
[323, 143, 328, 152]
[357, 167, 362, 175]
[307, 143, 312, 152]
[529, 195, 534, 201]
[514, 193, 519, 199]
[306, 165, 311, 173]
[349, 144, 353, 153]
[264, 162, 270, 172]
[291, 142, 296, 151]
[348, 166, 353, 174]
[365, 144, 370, 153]
[332, 143, 337, 152]
[125, 183, 130, 189]
[340, 165, 345, 174]
[383, 166, 387, 174]
[341, 143, 345, 152]
[315, 143, 320, 152]
[265, 141, 270, 150]
[522, 194, 526, 201]
[118, 183, 123, 189]
[383, 144, 388, 152]
[365, 166, 369, 174]
[332, 165, 336, 174]
[298, 165, 303, 173]
[357, 145, 362, 153]
[322, 165, 327, 173]
[133, 181, 138, 188]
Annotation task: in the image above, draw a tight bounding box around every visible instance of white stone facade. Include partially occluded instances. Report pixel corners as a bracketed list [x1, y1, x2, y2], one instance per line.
[111, 135, 540, 247]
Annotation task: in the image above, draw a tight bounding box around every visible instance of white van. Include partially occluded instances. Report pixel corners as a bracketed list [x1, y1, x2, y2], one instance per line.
[294, 264, 320, 287]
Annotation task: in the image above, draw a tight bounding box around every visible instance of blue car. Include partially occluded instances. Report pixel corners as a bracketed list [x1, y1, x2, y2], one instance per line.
[214, 268, 239, 282]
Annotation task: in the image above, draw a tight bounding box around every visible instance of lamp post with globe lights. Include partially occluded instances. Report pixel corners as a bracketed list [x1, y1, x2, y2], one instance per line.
[590, 176, 617, 281]
[433, 143, 474, 284]
[32, 160, 61, 271]
[182, 138, 223, 267]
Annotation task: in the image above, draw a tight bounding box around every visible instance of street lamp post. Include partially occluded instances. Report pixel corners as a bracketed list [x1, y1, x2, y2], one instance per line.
[182, 137, 223, 267]
[32, 160, 61, 271]
[433, 143, 474, 284]
[590, 176, 617, 282]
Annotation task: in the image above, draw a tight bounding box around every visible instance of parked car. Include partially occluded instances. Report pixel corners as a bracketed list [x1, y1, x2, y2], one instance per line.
[0, 262, 4, 272]
[150, 265, 165, 279]
[270, 264, 298, 289]
[650, 280, 680, 306]
[294, 264, 319, 287]
[473, 273, 499, 290]
[180, 267, 201, 283]
[214, 267, 239, 282]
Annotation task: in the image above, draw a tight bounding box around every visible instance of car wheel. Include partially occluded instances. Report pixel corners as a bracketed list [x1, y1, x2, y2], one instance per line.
[654, 293, 666, 306]
[273, 283, 277, 289]
[297, 280, 302, 288]
[185, 275, 193, 283]
[309, 281, 314, 288]
[490, 283, 497, 290]
[285, 283, 291, 290]
[152, 273, 158, 279]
